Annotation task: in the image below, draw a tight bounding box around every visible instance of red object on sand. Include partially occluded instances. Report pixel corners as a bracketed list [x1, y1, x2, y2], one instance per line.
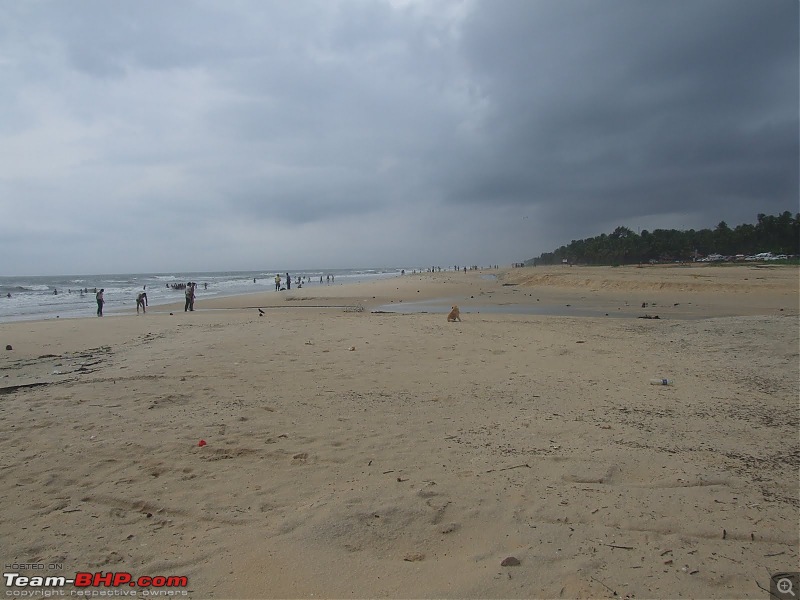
[198, 439, 207, 447]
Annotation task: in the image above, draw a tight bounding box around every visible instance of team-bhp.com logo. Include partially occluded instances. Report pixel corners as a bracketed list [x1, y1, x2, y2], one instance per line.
[4, 571, 188, 596]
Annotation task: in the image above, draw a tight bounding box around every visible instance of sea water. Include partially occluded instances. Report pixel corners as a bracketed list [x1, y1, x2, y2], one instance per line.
[0, 268, 410, 323]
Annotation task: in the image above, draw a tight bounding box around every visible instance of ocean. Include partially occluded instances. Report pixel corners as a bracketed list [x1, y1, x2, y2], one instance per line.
[0, 268, 410, 323]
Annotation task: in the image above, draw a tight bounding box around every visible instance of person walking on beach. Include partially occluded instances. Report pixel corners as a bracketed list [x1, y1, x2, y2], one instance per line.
[96, 289, 104, 317]
[286, 273, 291, 290]
[184, 282, 195, 312]
[136, 291, 148, 314]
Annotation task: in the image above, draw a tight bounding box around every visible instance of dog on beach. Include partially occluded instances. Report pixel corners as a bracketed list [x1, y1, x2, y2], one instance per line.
[447, 305, 461, 322]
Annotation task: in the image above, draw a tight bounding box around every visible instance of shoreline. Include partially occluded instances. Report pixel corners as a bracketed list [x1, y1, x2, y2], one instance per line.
[4, 263, 797, 325]
[1, 263, 797, 598]
[156, 262, 799, 321]
[0, 268, 411, 324]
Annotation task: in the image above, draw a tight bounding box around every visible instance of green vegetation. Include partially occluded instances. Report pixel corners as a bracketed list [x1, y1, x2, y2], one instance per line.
[530, 212, 800, 266]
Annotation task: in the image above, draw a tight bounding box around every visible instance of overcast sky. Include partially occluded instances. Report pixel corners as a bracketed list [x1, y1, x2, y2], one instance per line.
[1, 0, 797, 275]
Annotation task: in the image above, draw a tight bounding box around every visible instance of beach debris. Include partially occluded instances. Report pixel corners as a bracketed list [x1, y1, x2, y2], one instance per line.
[486, 463, 531, 473]
[590, 576, 616, 596]
[440, 523, 459, 534]
[258, 308, 265, 316]
[597, 541, 635, 550]
[649, 378, 673, 386]
[501, 556, 521, 567]
[5, 345, 11, 351]
[348, 346, 356, 351]
[198, 440, 207, 447]
[639, 314, 660, 319]
[404, 552, 425, 562]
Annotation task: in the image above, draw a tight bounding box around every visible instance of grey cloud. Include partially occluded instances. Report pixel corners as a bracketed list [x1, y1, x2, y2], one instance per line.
[445, 0, 798, 225]
[0, 0, 796, 275]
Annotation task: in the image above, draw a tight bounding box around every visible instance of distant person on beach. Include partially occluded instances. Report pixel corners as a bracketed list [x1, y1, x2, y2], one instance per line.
[184, 283, 195, 312]
[275, 274, 281, 291]
[286, 273, 291, 290]
[96, 289, 104, 317]
[136, 291, 148, 314]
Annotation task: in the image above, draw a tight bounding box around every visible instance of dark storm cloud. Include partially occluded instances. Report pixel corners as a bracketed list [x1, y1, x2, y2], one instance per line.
[446, 0, 798, 230]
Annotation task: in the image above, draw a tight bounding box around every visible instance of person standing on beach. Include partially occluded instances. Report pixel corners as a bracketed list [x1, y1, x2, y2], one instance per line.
[184, 282, 195, 312]
[275, 274, 281, 291]
[96, 289, 104, 317]
[136, 291, 148, 314]
[286, 273, 291, 290]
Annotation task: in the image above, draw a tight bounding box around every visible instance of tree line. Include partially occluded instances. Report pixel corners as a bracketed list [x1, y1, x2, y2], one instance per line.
[529, 212, 800, 266]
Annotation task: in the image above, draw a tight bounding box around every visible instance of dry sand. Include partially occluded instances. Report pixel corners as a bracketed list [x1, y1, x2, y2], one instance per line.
[1, 263, 798, 599]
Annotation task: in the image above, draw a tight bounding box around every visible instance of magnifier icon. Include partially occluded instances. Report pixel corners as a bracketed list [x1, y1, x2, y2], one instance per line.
[778, 578, 796, 597]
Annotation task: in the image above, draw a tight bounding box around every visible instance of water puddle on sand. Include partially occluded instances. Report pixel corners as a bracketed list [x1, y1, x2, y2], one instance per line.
[372, 299, 701, 319]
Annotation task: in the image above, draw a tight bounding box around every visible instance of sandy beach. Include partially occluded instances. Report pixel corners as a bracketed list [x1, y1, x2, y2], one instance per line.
[1, 263, 798, 599]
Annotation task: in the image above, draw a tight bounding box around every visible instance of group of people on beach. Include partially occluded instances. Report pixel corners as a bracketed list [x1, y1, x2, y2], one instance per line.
[91, 271, 345, 317]
[93, 281, 194, 317]
[272, 273, 334, 291]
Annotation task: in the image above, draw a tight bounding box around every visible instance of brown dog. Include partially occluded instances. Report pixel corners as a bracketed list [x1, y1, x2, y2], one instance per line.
[447, 305, 461, 322]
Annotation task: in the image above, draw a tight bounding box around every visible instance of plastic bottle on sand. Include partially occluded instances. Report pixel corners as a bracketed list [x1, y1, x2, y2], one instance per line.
[649, 378, 673, 386]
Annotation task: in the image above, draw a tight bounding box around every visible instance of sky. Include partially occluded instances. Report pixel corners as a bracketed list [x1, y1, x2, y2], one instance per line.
[1, 0, 797, 275]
